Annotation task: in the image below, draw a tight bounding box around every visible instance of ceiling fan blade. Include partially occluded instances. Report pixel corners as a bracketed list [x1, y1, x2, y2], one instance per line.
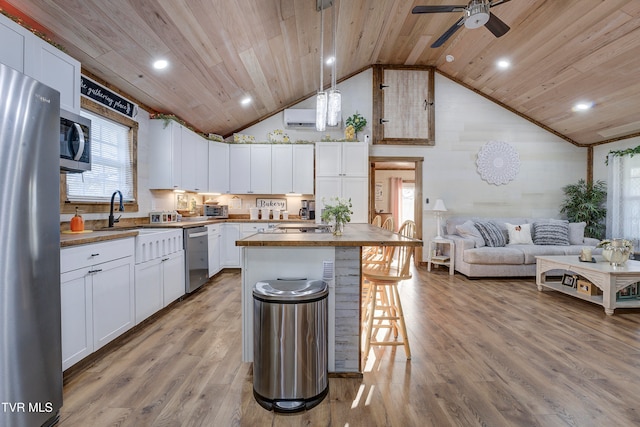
[431, 17, 465, 48]
[412, 5, 466, 14]
[489, 0, 514, 8]
[485, 12, 510, 37]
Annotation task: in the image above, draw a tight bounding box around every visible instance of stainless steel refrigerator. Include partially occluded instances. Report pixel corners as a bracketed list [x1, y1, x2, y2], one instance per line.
[0, 63, 63, 426]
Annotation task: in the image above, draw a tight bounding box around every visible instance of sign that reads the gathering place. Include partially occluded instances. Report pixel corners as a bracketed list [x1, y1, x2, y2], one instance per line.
[81, 76, 137, 118]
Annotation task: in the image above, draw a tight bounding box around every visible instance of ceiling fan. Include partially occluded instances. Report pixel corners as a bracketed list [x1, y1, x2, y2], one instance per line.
[412, 0, 512, 48]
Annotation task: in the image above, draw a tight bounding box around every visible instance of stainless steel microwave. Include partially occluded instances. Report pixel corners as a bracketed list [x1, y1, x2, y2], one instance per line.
[60, 109, 91, 173]
[205, 204, 228, 218]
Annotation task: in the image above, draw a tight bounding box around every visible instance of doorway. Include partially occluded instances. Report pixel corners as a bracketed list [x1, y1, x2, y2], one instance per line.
[369, 157, 423, 262]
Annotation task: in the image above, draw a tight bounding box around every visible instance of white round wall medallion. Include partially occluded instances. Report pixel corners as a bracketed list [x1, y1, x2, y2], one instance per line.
[476, 140, 520, 185]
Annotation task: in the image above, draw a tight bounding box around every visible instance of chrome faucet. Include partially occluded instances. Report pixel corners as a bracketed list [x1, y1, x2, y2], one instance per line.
[108, 190, 124, 227]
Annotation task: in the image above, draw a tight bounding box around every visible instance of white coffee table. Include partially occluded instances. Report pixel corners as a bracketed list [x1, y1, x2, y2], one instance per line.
[536, 255, 640, 315]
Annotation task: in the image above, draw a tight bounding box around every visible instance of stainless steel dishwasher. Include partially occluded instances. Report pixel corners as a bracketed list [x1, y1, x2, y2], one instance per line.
[184, 226, 209, 293]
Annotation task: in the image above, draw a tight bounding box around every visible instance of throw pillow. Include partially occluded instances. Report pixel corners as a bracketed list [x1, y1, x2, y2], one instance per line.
[474, 221, 506, 247]
[456, 220, 486, 247]
[568, 222, 586, 245]
[533, 222, 570, 246]
[505, 223, 534, 245]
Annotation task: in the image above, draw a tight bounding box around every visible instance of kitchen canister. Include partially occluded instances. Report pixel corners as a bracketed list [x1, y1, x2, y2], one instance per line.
[249, 207, 259, 220]
[260, 208, 271, 220]
[282, 211, 289, 220]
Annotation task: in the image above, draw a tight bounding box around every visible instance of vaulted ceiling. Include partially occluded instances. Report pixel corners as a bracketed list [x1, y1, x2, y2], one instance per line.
[3, 0, 639, 146]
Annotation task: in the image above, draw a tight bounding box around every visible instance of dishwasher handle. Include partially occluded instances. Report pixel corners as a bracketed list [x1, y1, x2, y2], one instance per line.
[188, 231, 208, 238]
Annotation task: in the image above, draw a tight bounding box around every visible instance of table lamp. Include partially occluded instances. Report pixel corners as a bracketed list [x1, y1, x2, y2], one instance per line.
[432, 199, 447, 240]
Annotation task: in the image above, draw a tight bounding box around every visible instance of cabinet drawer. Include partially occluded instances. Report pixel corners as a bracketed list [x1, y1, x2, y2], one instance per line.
[61, 238, 135, 273]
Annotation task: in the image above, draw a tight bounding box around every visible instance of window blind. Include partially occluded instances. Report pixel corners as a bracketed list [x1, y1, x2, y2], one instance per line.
[66, 110, 134, 202]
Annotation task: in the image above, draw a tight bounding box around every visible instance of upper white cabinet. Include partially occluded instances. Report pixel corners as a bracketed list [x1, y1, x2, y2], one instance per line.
[0, 13, 81, 113]
[315, 141, 369, 223]
[229, 144, 272, 194]
[316, 141, 368, 177]
[148, 120, 183, 190]
[272, 144, 314, 195]
[208, 141, 230, 194]
[0, 15, 27, 72]
[180, 127, 208, 192]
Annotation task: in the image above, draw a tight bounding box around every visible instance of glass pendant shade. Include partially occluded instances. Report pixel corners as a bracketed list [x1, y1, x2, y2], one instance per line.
[327, 89, 341, 126]
[316, 91, 327, 132]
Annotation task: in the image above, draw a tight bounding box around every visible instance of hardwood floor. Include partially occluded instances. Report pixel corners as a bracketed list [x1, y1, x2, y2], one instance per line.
[59, 267, 640, 426]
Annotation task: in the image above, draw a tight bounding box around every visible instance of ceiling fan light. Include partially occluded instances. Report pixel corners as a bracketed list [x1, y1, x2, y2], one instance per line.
[464, 0, 490, 29]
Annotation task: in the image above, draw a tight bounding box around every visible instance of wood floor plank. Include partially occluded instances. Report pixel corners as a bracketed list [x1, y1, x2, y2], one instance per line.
[58, 267, 640, 426]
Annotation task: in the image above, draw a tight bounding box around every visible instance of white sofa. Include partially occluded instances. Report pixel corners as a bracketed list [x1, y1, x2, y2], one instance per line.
[442, 217, 601, 278]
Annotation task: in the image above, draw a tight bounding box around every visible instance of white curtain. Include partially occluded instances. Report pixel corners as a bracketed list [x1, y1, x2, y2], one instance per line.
[389, 177, 403, 231]
[606, 153, 640, 241]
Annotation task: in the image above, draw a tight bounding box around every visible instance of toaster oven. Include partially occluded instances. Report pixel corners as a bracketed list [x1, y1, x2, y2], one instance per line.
[205, 204, 228, 218]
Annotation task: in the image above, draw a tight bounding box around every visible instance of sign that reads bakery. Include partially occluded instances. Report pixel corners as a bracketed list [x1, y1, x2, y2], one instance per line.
[81, 76, 138, 118]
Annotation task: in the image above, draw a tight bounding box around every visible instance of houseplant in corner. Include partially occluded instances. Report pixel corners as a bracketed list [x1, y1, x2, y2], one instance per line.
[560, 179, 607, 239]
[321, 197, 352, 236]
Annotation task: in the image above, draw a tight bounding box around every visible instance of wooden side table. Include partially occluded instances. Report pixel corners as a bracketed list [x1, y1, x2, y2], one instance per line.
[427, 238, 455, 275]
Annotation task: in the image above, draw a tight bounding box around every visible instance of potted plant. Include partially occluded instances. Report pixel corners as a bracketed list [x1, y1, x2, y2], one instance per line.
[345, 112, 367, 141]
[560, 179, 607, 239]
[321, 197, 353, 236]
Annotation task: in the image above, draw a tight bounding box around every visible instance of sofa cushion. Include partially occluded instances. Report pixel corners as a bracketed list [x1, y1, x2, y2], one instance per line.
[517, 245, 570, 264]
[464, 247, 524, 265]
[568, 222, 586, 245]
[456, 220, 486, 247]
[506, 223, 534, 245]
[474, 221, 506, 247]
[532, 222, 570, 246]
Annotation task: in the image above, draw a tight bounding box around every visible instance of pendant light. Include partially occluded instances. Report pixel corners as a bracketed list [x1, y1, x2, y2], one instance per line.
[327, 0, 341, 126]
[316, 5, 327, 132]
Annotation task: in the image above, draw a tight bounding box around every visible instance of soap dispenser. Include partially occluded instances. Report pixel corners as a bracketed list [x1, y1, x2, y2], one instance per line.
[70, 207, 85, 232]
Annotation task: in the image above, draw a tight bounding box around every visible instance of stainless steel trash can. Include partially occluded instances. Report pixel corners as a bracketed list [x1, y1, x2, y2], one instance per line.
[253, 279, 328, 412]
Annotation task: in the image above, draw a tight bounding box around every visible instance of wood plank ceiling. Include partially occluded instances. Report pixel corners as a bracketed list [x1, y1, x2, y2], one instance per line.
[2, 0, 639, 145]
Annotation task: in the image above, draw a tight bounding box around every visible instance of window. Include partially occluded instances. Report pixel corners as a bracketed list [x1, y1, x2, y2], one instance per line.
[606, 153, 640, 242]
[61, 98, 138, 213]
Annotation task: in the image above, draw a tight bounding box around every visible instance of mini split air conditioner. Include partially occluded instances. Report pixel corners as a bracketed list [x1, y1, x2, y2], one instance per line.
[283, 108, 316, 129]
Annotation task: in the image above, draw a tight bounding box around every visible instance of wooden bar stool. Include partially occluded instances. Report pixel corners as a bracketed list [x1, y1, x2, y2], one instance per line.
[362, 220, 415, 360]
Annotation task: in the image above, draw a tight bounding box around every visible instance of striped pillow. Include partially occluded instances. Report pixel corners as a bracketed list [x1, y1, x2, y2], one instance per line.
[474, 221, 506, 247]
[533, 222, 570, 246]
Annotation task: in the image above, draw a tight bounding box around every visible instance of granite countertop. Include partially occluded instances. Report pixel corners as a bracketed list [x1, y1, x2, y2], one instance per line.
[236, 223, 423, 247]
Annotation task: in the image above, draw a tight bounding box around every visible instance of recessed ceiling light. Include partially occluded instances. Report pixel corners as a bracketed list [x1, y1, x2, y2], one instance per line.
[573, 102, 594, 112]
[153, 59, 169, 70]
[241, 97, 252, 106]
[326, 56, 335, 65]
[445, 55, 455, 63]
[497, 59, 510, 69]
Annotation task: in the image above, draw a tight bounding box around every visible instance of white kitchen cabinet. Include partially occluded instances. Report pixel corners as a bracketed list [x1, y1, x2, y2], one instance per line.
[208, 141, 230, 193]
[316, 141, 368, 177]
[134, 250, 185, 323]
[0, 14, 27, 72]
[92, 256, 135, 351]
[181, 127, 209, 192]
[149, 120, 183, 190]
[60, 238, 135, 370]
[207, 224, 222, 277]
[229, 144, 272, 194]
[0, 13, 80, 113]
[315, 141, 368, 223]
[25, 35, 81, 113]
[271, 144, 314, 194]
[221, 223, 241, 267]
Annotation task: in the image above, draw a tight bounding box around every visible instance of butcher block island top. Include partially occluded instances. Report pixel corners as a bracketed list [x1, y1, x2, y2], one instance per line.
[236, 223, 422, 247]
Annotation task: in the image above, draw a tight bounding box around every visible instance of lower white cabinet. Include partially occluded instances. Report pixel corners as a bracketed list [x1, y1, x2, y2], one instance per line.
[60, 238, 135, 370]
[221, 223, 241, 268]
[207, 224, 222, 277]
[134, 250, 185, 324]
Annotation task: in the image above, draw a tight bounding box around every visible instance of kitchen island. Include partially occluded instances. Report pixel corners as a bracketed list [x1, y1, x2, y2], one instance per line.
[236, 223, 422, 374]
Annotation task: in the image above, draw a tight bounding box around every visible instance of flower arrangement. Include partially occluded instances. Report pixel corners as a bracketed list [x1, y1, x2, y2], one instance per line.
[598, 238, 634, 266]
[346, 112, 367, 134]
[321, 197, 353, 235]
[233, 133, 255, 143]
[597, 239, 634, 249]
[268, 129, 290, 143]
